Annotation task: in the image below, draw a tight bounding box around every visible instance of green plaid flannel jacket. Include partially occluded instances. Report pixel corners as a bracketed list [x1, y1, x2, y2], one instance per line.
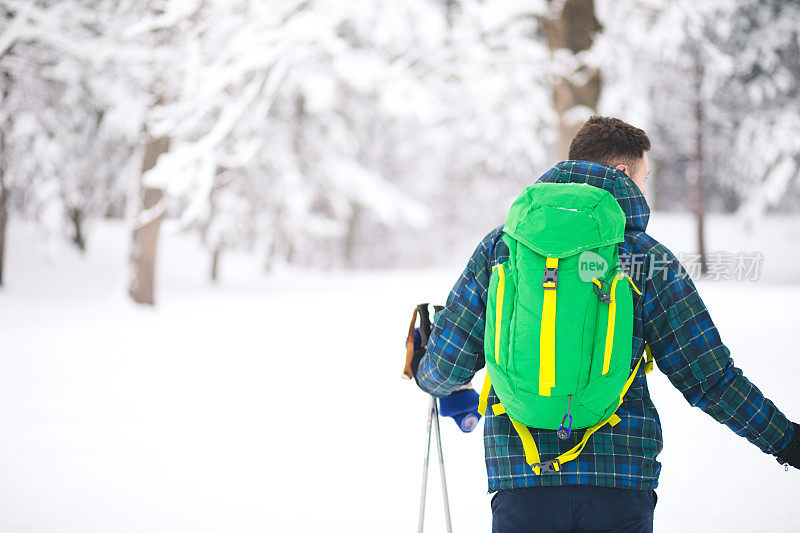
[417, 160, 794, 491]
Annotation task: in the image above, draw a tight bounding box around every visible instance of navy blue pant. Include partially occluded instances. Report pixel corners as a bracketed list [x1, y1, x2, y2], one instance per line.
[491, 485, 656, 533]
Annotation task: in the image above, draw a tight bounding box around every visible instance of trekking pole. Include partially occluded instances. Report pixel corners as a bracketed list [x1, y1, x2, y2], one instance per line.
[432, 396, 453, 533]
[418, 396, 434, 532]
[405, 303, 452, 532]
[418, 394, 453, 533]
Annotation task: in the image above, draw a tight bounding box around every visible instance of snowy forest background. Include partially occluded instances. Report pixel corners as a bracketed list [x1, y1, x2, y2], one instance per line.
[1, 0, 799, 300]
[2, 1, 800, 532]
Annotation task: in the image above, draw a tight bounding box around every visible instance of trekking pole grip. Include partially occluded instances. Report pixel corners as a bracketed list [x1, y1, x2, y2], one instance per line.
[418, 303, 432, 346]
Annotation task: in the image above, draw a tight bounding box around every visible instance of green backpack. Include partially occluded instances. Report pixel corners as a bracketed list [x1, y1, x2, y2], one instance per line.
[478, 183, 651, 475]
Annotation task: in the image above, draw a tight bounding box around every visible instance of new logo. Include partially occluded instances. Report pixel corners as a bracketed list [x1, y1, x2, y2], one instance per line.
[578, 251, 608, 282]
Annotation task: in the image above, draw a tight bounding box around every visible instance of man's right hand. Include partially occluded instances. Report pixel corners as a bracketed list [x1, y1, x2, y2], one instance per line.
[439, 386, 482, 432]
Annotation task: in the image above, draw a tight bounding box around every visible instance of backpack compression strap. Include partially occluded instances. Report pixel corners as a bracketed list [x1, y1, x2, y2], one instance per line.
[539, 257, 558, 396]
[494, 265, 506, 365]
[479, 347, 655, 475]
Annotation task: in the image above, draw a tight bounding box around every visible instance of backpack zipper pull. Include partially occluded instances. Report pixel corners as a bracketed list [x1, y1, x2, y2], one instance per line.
[592, 278, 612, 303]
[557, 395, 573, 440]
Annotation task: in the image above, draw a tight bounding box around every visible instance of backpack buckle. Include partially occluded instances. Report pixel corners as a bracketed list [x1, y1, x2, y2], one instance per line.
[542, 267, 558, 290]
[534, 459, 560, 474]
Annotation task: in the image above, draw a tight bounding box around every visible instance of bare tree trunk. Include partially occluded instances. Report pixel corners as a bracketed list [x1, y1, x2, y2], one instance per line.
[264, 210, 283, 273]
[0, 127, 7, 288]
[203, 167, 229, 283]
[0, 69, 10, 288]
[210, 243, 222, 282]
[542, 0, 602, 160]
[68, 206, 86, 252]
[690, 46, 709, 274]
[129, 135, 169, 305]
[264, 232, 277, 273]
[343, 206, 362, 269]
[445, 0, 458, 28]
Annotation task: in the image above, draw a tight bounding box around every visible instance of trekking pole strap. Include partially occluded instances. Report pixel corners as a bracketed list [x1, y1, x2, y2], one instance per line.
[403, 306, 422, 379]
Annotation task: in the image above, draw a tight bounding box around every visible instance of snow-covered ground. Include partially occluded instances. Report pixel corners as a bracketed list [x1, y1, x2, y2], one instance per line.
[1, 213, 799, 532]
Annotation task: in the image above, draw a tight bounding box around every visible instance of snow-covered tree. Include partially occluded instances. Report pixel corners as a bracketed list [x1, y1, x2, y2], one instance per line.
[109, 0, 196, 305]
[334, 0, 553, 266]
[595, 0, 743, 272]
[712, 0, 800, 219]
[542, 0, 602, 160]
[137, 0, 554, 277]
[0, 0, 152, 288]
[598, 0, 800, 219]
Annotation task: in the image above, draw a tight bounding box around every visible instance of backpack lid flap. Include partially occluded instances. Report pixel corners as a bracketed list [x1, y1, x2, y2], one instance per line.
[504, 183, 625, 257]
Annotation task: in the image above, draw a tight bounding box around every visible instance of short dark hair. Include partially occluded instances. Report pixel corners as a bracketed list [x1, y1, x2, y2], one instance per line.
[568, 116, 651, 171]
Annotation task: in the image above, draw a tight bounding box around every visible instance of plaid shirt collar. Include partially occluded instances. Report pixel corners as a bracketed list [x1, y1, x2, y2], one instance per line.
[536, 160, 650, 232]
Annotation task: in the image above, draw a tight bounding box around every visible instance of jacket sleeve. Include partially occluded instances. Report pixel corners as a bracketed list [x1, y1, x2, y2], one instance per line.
[416, 230, 500, 397]
[642, 242, 794, 454]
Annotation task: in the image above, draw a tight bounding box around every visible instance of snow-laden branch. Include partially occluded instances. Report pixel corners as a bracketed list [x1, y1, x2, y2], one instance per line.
[143, 54, 293, 232]
[123, 0, 203, 38]
[324, 156, 431, 228]
[1, 1, 169, 68]
[0, 14, 27, 60]
[131, 195, 169, 231]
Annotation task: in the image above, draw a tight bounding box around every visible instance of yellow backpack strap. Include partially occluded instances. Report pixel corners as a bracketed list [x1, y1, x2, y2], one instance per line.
[478, 373, 492, 416]
[479, 373, 509, 415]
[602, 274, 624, 375]
[539, 256, 559, 396]
[492, 351, 651, 476]
[509, 418, 547, 474]
[621, 353, 645, 402]
[627, 275, 642, 296]
[478, 373, 545, 472]
[549, 353, 646, 471]
[493, 265, 506, 365]
[551, 413, 621, 467]
[478, 375, 508, 416]
[630, 280, 651, 375]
